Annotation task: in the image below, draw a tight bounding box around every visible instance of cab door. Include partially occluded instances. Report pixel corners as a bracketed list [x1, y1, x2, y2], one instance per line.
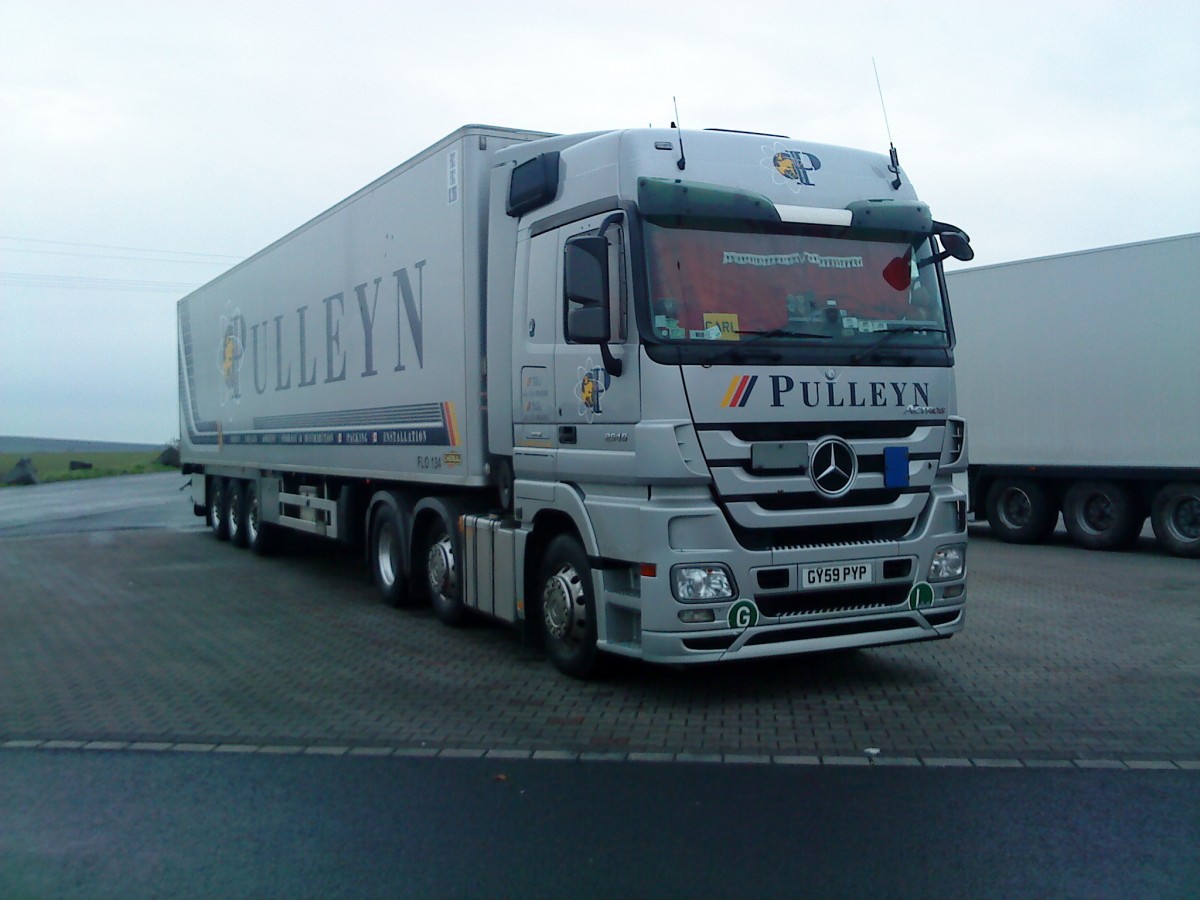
[553, 213, 640, 483]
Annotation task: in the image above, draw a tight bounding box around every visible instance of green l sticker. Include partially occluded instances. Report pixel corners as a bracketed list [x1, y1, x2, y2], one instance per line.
[908, 582, 934, 609]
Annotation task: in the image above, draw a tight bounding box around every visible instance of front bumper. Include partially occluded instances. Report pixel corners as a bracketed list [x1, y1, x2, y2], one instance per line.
[590, 482, 968, 664]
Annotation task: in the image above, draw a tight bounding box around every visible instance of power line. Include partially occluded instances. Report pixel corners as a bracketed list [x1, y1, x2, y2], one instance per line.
[0, 272, 200, 293]
[0, 246, 237, 266]
[0, 234, 244, 262]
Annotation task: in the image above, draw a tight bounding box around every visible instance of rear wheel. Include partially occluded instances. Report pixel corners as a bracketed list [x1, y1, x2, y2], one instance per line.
[538, 535, 600, 679]
[417, 515, 466, 626]
[208, 478, 230, 541]
[495, 458, 515, 513]
[229, 481, 248, 548]
[1151, 482, 1200, 558]
[370, 504, 409, 606]
[984, 477, 1057, 544]
[241, 480, 275, 556]
[1063, 480, 1141, 551]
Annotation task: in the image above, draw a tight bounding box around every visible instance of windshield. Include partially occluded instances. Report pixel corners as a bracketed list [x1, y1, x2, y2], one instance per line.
[642, 220, 948, 350]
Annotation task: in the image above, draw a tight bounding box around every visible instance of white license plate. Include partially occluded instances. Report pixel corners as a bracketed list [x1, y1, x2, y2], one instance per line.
[801, 563, 873, 589]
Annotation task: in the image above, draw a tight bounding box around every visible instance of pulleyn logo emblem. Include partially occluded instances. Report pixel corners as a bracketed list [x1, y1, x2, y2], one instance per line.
[575, 362, 611, 422]
[218, 303, 245, 407]
[763, 142, 821, 191]
[810, 438, 857, 498]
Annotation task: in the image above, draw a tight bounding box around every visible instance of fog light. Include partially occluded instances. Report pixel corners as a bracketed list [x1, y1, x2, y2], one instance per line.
[671, 564, 736, 602]
[943, 584, 965, 599]
[678, 609, 716, 624]
[929, 544, 966, 582]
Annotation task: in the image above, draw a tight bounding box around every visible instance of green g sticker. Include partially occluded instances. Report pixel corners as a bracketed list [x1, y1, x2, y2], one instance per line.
[908, 582, 935, 609]
[727, 599, 759, 629]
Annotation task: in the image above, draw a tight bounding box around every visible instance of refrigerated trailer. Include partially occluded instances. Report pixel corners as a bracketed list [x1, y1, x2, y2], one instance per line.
[946, 233, 1200, 557]
[180, 124, 975, 676]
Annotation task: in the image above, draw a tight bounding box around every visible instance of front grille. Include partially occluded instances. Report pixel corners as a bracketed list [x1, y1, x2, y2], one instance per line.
[754, 488, 907, 511]
[697, 421, 941, 552]
[731, 520, 912, 551]
[754, 584, 911, 618]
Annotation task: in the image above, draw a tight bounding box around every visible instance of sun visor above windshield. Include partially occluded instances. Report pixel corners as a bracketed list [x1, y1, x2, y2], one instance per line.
[637, 177, 781, 222]
[845, 199, 932, 234]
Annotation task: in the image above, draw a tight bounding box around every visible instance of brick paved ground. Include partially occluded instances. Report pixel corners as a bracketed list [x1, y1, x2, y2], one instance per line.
[1, 526, 1197, 761]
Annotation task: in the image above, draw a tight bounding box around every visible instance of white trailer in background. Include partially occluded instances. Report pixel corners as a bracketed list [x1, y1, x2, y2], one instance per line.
[947, 233, 1200, 557]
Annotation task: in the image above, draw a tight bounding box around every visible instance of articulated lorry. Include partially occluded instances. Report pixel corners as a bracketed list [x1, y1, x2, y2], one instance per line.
[179, 124, 974, 676]
[947, 233, 1200, 557]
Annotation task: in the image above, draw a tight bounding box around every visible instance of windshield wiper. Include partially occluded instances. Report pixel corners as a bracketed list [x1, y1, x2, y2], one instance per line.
[700, 326, 832, 367]
[850, 325, 946, 363]
[735, 327, 834, 341]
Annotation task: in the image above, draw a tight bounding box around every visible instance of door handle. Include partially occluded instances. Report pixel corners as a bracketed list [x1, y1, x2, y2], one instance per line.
[558, 426, 577, 445]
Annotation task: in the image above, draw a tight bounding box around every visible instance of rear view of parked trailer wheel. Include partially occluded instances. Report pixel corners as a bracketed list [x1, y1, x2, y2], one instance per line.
[984, 477, 1058, 544]
[1151, 483, 1200, 558]
[1061, 481, 1142, 552]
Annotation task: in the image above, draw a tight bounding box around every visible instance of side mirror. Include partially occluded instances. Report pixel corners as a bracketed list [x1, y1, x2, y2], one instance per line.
[564, 236, 610, 343]
[568, 305, 610, 343]
[941, 229, 974, 262]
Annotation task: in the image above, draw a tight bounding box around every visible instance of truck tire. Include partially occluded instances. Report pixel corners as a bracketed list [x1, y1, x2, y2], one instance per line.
[537, 535, 601, 679]
[208, 477, 230, 541]
[1062, 481, 1141, 551]
[1151, 482, 1200, 558]
[229, 481, 249, 548]
[495, 458, 514, 513]
[370, 504, 409, 606]
[241, 480, 275, 556]
[417, 514, 466, 626]
[984, 478, 1057, 544]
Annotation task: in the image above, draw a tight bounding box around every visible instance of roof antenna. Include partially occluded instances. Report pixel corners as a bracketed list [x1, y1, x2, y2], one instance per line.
[872, 58, 902, 190]
[671, 96, 687, 171]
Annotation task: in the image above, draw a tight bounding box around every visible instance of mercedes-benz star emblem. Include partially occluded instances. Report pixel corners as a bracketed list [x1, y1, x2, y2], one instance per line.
[810, 438, 857, 498]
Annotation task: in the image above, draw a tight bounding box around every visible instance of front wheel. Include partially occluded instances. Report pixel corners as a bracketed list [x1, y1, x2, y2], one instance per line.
[537, 536, 601, 679]
[1151, 482, 1200, 558]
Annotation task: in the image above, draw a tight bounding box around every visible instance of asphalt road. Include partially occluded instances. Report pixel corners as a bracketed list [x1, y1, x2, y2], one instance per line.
[2, 474, 1198, 897]
[3, 750, 1197, 899]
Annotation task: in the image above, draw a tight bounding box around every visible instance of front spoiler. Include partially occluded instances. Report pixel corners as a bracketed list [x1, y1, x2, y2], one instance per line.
[624, 605, 966, 664]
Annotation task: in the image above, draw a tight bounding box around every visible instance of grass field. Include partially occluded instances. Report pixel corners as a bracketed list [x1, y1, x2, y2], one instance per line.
[0, 451, 178, 486]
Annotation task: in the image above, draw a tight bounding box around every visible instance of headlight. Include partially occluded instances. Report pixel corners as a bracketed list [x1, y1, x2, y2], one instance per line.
[671, 564, 736, 602]
[928, 545, 966, 582]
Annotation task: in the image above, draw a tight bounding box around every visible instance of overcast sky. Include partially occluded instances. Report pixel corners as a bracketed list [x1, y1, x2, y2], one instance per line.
[1, 1, 1197, 443]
